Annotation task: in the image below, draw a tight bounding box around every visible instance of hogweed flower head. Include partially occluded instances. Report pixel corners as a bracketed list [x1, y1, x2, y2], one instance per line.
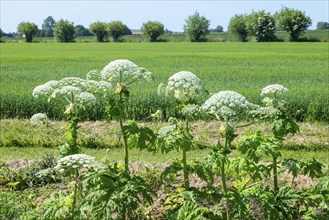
[100, 59, 154, 89]
[30, 113, 48, 125]
[249, 106, 282, 119]
[181, 104, 200, 118]
[202, 91, 250, 119]
[57, 85, 82, 96]
[86, 70, 100, 81]
[59, 77, 87, 90]
[160, 71, 206, 103]
[86, 80, 113, 96]
[32, 80, 60, 99]
[75, 92, 97, 107]
[136, 67, 155, 82]
[261, 84, 288, 96]
[54, 154, 106, 176]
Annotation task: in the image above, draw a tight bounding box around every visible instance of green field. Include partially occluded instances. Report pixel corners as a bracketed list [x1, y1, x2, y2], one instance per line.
[1, 42, 329, 121]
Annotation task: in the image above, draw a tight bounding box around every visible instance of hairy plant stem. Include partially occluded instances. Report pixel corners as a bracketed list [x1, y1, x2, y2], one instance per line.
[120, 115, 129, 173]
[273, 155, 279, 193]
[69, 116, 78, 152]
[183, 117, 190, 190]
[119, 71, 129, 173]
[71, 169, 78, 220]
[221, 130, 230, 220]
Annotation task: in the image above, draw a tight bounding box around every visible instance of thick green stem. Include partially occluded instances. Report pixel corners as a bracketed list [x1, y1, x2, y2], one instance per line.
[70, 117, 78, 150]
[182, 117, 190, 190]
[182, 146, 189, 190]
[273, 155, 279, 193]
[221, 159, 228, 194]
[119, 71, 129, 173]
[222, 129, 230, 220]
[120, 116, 129, 173]
[71, 169, 78, 220]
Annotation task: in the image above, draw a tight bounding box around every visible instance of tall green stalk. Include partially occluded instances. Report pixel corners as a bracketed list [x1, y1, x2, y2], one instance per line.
[69, 116, 79, 153]
[71, 169, 78, 220]
[219, 126, 230, 220]
[120, 113, 129, 173]
[182, 117, 190, 190]
[182, 145, 189, 190]
[118, 71, 130, 173]
[273, 155, 279, 193]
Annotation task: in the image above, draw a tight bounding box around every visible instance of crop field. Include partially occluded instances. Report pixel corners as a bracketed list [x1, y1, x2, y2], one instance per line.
[1, 41, 329, 219]
[1, 42, 329, 121]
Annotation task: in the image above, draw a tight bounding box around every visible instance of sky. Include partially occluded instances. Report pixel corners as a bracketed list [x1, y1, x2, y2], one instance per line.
[1, 0, 328, 33]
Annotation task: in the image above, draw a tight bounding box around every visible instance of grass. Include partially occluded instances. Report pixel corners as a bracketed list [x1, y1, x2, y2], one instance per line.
[1, 147, 328, 166]
[1, 42, 328, 121]
[0, 119, 328, 165]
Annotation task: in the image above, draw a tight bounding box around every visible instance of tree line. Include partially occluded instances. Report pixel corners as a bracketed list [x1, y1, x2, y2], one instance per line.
[1, 7, 328, 43]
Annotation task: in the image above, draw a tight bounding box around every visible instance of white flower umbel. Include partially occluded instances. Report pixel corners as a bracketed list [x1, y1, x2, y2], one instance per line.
[32, 80, 60, 99]
[202, 91, 250, 117]
[86, 80, 113, 96]
[261, 84, 288, 96]
[75, 92, 97, 107]
[56, 86, 82, 96]
[135, 67, 155, 82]
[30, 113, 48, 125]
[54, 154, 106, 175]
[181, 104, 200, 117]
[100, 59, 152, 84]
[161, 71, 205, 103]
[59, 77, 87, 90]
[86, 70, 100, 81]
[249, 106, 282, 119]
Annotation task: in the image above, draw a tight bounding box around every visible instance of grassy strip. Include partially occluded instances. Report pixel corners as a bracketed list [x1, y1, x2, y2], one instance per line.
[1, 42, 328, 121]
[1, 147, 328, 165]
[1, 119, 328, 151]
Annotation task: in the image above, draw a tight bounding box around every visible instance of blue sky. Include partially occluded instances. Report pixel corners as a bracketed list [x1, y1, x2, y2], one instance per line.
[1, 0, 328, 33]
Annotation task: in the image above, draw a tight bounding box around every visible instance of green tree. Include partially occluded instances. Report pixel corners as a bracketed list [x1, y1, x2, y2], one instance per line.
[123, 25, 132, 35]
[247, 11, 277, 42]
[316, 21, 329, 30]
[164, 28, 173, 34]
[0, 28, 4, 38]
[17, 22, 38, 42]
[275, 7, 312, 41]
[108, 21, 126, 42]
[228, 14, 249, 42]
[74, 25, 92, 36]
[41, 16, 56, 37]
[89, 21, 108, 42]
[53, 19, 75, 42]
[141, 21, 164, 42]
[184, 11, 210, 42]
[210, 25, 224, 32]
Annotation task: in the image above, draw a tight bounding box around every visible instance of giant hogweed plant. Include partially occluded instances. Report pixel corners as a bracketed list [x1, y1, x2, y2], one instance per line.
[41, 153, 154, 220]
[157, 71, 207, 190]
[200, 90, 252, 219]
[169, 86, 328, 219]
[242, 84, 300, 192]
[212, 84, 327, 219]
[32, 77, 112, 157]
[94, 59, 155, 173]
